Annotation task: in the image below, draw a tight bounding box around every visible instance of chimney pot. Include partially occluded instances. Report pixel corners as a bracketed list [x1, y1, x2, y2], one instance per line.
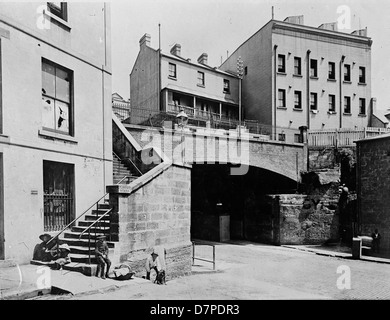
[139, 34, 151, 47]
[170, 43, 181, 56]
[197, 53, 208, 65]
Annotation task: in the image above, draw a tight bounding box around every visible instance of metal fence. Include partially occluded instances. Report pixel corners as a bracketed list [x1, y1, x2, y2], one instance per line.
[44, 193, 74, 232]
[112, 101, 130, 121]
[308, 127, 390, 147]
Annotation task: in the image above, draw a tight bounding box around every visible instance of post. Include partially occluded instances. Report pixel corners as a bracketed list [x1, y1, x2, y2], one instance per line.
[352, 237, 362, 259]
[237, 57, 243, 139]
[192, 242, 195, 266]
[213, 245, 216, 270]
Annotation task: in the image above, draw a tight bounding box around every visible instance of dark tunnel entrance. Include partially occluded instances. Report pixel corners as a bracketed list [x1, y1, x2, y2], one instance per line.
[191, 164, 297, 243]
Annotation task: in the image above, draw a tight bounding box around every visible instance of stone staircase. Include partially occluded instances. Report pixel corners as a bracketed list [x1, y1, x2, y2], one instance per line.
[113, 152, 139, 184]
[31, 203, 118, 277]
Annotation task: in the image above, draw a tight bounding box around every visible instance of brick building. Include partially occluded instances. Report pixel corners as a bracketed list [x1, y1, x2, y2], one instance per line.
[220, 15, 373, 132]
[356, 133, 390, 252]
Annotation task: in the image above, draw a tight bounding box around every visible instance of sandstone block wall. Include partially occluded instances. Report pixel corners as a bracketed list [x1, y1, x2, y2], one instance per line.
[357, 137, 390, 251]
[108, 164, 192, 279]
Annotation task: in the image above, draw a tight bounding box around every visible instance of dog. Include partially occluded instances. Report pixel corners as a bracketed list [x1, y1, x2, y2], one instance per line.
[154, 270, 166, 285]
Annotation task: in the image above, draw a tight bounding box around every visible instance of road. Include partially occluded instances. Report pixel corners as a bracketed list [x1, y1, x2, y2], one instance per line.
[52, 240, 390, 300]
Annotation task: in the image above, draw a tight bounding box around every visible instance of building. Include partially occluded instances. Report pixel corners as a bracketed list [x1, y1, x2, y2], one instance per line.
[130, 34, 240, 127]
[112, 92, 130, 121]
[356, 133, 390, 253]
[0, 2, 112, 263]
[220, 15, 373, 132]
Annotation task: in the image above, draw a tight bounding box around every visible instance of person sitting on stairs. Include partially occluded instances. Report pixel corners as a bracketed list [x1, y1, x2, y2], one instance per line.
[95, 235, 111, 279]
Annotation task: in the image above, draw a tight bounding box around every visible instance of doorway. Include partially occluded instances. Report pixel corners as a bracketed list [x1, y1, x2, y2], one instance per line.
[43, 160, 75, 232]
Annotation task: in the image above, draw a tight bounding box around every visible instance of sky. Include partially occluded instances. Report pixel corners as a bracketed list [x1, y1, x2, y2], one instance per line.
[111, 0, 390, 110]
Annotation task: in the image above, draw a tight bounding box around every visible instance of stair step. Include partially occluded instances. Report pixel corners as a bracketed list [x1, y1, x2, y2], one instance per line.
[91, 209, 111, 215]
[60, 237, 115, 248]
[97, 203, 110, 210]
[84, 215, 111, 222]
[68, 253, 99, 264]
[78, 220, 110, 227]
[63, 231, 111, 240]
[30, 260, 98, 277]
[69, 245, 115, 255]
[71, 226, 110, 233]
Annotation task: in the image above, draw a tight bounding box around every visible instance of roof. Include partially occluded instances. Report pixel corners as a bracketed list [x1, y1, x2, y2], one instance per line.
[372, 109, 390, 124]
[163, 83, 238, 105]
[161, 52, 238, 78]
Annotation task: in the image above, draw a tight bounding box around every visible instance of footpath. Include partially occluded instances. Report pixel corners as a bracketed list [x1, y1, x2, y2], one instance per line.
[1, 243, 390, 300]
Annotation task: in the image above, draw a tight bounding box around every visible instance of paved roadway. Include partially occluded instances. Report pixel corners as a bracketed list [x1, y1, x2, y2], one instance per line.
[35, 241, 390, 300]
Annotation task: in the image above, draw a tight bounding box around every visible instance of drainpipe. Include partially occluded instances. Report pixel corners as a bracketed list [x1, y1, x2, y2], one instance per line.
[306, 50, 311, 129]
[158, 23, 162, 111]
[339, 55, 346, 129]
[273, 45, 278, 139]
[102, 2, 108, 189]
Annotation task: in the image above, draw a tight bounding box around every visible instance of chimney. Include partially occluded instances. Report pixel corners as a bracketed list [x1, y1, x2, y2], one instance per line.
[139, 33, 151, 47]
[170, 43, 181, 56]
[318, 22, 338, 31]
[197, 53, 208, 65]
[283, 15, 304, 25]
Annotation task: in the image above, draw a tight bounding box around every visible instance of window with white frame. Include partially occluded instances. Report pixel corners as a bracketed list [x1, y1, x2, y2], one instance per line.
[344, 64, 351, 82]
[223, 79, 230, 93]
[294, 91, 302, 109]
[294, 57, 301, 76]
[328, 94, 336, 112]
[278, 89, 286, 108]
[328, 62, 336, 80]
[344, 96, 351, 114]
[168, 63, 176, 78]
[359, 98, 366, 115]
[310, 59, 318, 78]
[197, 71, 205, 86]
[310, 92, 318, 111]
[47, 2, 68, 21]
[278, 55, 286, 73]
[359, 67, 366, 84]
[41, 59, 72, 135]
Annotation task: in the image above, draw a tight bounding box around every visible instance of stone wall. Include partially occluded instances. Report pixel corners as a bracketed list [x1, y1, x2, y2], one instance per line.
[268, 192, 340, 245]
[107, 164, 192, 280]
[357, 136, 390, 251]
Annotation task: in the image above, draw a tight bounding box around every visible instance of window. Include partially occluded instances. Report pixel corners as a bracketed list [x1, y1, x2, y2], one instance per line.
[359, 98, 366, 115]
[47, 2, 67, 21]
[168, 63, 177, 78]
[278, 89, 286, 108]
[328, 62, 336, 80]
[278, 54, 286, 73]
[294, 91, 302, 109]
[344, 96, 351, 114]
[197, 71, 205, 86]
[328, 94, 336, 112]
[278, 133, 286, 142]
[359, 66, 366, 84]
[344, 64, 351, 82]
[223, 79, 230, 93]
[310, 59, 318, 78]
[294, 57, 301, 76]
[41, 59, 72, 135]
[310, 93, 318, 111]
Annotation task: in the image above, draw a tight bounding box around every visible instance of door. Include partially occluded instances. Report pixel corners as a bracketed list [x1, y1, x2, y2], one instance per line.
[43, 160, 75, 232]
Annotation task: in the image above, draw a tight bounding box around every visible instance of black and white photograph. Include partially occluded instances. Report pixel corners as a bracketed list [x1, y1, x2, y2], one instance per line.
[1, 0, 390, 308]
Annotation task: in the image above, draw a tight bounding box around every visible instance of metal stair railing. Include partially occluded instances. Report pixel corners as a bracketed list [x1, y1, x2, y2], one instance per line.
[46, 175, 130, 256]
[78, 208, 113, 264]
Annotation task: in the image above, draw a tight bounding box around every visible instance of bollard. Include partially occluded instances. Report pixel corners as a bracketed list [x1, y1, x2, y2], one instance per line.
[352, 237, 362, 259]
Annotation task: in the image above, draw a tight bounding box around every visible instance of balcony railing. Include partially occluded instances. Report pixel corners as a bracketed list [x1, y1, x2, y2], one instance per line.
[307, 127, 390, 147]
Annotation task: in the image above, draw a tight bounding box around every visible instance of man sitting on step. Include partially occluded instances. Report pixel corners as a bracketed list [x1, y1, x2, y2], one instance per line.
[95, 235, 111, 279]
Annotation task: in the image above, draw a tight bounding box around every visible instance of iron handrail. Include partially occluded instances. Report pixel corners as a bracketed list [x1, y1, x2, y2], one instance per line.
[126, 157, 143, 176]
[46, 175, 129, 246]
[78, 208, 113, 239]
